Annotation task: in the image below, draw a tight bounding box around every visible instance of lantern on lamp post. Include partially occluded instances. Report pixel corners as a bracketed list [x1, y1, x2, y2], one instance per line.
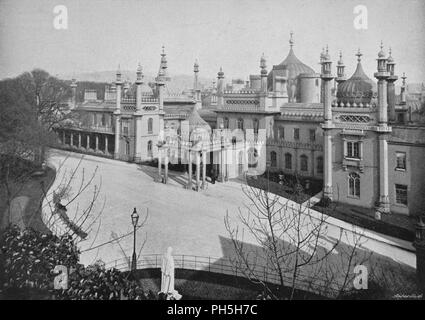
[131, 207, 139, 272]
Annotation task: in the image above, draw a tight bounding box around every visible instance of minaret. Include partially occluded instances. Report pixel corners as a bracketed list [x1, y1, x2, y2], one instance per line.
[336, 51, 346, 85]
[159, 46, 170, 81]
[374, 41, 391, 214]
[70, 78, 77, 109]
[386, 48, 398, 122]
[217, 67, 225, 108]
[114, 65, 123, 159]
[193, 60, 202, 109]
[320, 48, 326, 104]
[320, 46, 335, 201]
[134, 63, 143, 162]
[260, 53, 268, 93]
[400, 72, 407, 104]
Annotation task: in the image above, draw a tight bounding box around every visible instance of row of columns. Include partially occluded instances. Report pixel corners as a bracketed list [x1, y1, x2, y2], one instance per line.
[158, 148, 208, 191]
[61, 130, 111, 155]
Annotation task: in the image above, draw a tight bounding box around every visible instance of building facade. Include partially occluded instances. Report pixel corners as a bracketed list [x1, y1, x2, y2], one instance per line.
[57, 35, 425, 218]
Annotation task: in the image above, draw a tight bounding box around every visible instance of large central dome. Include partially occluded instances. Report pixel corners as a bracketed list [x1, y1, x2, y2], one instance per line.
[272, 47, 315, 78]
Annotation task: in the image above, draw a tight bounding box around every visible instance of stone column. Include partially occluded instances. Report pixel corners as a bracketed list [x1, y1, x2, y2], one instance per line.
[70, 132, 74, 147]
[202, 151, 207, 189]
[164, 148, 169, 184]
[196, 152, 200, 191]
[78, 133, 81, 149]
[158, 148, 162, 182]
[105, 136, 109, 154]
[187, 151, 192, 190]
[321, 52, 335, 200]
[62, 131, 66, 145]
[95, 134, 99, 152]
[379, 134, 390, 213]
[114, 114, 120, 158]
[86, 134, 90, 150]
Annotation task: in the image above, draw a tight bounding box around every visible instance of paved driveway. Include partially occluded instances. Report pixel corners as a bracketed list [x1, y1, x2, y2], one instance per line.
[43, 149, 415, 274]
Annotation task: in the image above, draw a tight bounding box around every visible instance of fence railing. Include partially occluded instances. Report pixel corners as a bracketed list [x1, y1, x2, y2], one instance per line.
[104, 253, 342, 298]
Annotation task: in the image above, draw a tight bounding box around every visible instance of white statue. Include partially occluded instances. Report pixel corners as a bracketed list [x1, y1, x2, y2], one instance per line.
[160, 247, 182, 300]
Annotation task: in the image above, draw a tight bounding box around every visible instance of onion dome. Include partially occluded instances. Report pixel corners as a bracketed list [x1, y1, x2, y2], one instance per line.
[387, 48, 394, 63]
[337, 49, 377, 106]
[269, 32, 315, 78]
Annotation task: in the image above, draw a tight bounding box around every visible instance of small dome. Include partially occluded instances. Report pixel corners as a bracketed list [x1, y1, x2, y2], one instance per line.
[187, 107, 211, 134]
[141, 83, 153, 94]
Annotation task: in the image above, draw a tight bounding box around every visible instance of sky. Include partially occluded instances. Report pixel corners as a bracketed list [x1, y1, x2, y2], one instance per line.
[0, 0, 424, 84]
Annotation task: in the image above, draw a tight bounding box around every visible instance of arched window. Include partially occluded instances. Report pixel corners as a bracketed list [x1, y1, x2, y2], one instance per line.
[285, 153, 292, 170]
[270, 151, 277, 167]
[247, 147, 258, 168]
[232, 136, 237, 148]
[237, 118, 244, 130]
[317, 156, 323, 174]
[300, 155, 308, 172]
[253, 119, 259, 135]
[148, 118, 153, 134]
[223, 117, 229, 129]
[147, 140, 153, 157]
[348, 172, 360, 197]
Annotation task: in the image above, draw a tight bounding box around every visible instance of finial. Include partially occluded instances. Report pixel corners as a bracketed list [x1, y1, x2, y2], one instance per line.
[117, 64, 121, 73]
[356, 48, 362, 63]
[338, 51, 344, 65]
[380, 40, 384, 51]
[378, 41, 386, 58]
[289, 31, 294, 48]
[402, 72, 407, 85]
[162, 45, 165, 55]
[326, 45, 329, 54]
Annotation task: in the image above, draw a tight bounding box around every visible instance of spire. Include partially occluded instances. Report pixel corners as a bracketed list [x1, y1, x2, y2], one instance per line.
[289, 31, 294, 49]
[378, 40, 386, 58]
[159, 45, 168, 76]
[136, 63, 143, 83]
[116, 64, 122, 84]
[218, 67, 224, 79]
[338, 51, 344, 65]
[402, 72, 407, 86]
[356, 48, 362, 63]
[194, 59, 199, 73]
[260, 53, 267, 75]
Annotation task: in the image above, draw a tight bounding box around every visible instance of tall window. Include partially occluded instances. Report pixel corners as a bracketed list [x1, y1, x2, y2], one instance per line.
[317, 156, 323, 174]
[223, 117, 229, 129]
[125, 141, 130, 155]
[396, 152, 406, 170]
[300, 155, 308, 171]
[285, 153, 292, 169]
[309, 129, 316, 142]
[148, 118, 153, 134]
[122, 119, 129, 136]
[253, 119, 259, 135]
[294, 128, 300, 141]
[279, 127, 285, 139]
[101, 114, 106, 126]
[147, 140, 153, 157]
[346, 141, 360, 159]
[270, 151, 277, 167]
[348, 172, 360, 197]
[395, 184, 408, 205]
[237, 118, 244, 130]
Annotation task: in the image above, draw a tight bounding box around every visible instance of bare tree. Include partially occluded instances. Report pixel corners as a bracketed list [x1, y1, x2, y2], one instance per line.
[224, 179, 370, 300]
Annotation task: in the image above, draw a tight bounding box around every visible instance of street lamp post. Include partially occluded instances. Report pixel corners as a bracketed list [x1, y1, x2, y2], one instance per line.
[131, 207, 139, 272]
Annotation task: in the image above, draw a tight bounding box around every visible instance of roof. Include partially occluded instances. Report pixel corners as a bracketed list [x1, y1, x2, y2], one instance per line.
[271, 48, 315, 78]
[187, 107, 211, 133]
